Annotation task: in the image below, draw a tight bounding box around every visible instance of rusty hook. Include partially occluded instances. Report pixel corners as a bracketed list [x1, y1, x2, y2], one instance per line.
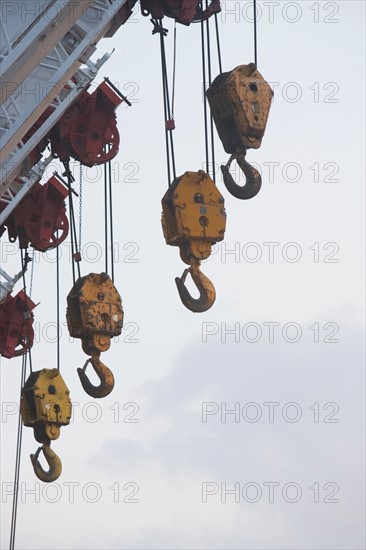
[175, 259, 216, 313]
[221, 153, 262, 200]
[77, 351, 115, 398]
[30, 444, 62, 483]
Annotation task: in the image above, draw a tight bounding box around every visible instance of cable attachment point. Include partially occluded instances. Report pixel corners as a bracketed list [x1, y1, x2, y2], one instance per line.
[166, 118, 175, 130]
[61, 162, 75, 183]
[23, 252, 32, 270]
[151, 18, 168, 35]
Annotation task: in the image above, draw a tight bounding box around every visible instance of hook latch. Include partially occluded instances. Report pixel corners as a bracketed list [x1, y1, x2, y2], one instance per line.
[30, 444, 62, 483]
[221, 153, 262, 200]
[175, 259, 216, 313]
[77, 351, 115, 399]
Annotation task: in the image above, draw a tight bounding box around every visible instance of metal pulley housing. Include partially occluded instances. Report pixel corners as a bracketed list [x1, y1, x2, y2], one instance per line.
[206, 63, 273, 153]
[161, 170, 226, 263]
[52, 81, 124, 167]
[1, 175, 69, 252]
[0, 290, 37, 359]
[66, 272, 123, 354]
[20, 368, 72, 443]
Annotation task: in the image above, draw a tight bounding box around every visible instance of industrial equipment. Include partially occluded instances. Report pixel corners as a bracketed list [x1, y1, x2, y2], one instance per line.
[1, 174, 69, 251]
[0, 0, 271, 508]
[66, 272, 123, 398]
[0, 290, 37, 358]
[206, 63, 273, 199]
[162, 170, 226, 312]
[20, 368, 72, 482]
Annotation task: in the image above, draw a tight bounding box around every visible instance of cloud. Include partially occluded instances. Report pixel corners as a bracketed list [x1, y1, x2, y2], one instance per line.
[88, 321, 365, 549]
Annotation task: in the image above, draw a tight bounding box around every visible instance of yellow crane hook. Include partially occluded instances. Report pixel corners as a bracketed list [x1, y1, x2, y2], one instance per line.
[221, 152, 262, 200]
[77, 351, 115, 399]
[30, 444, 62, 483]
[175, 258, 215, 313]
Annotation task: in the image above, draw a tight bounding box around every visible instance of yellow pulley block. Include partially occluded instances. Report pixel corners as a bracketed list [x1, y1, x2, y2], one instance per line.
[206, 63, 273, 199]
[66, 272, 123, 398]
[20, 368, 71, 482]
[162, 170, 226, 312]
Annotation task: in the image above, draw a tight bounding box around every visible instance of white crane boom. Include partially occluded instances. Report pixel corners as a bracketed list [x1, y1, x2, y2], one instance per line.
[0, 0, 135, 221]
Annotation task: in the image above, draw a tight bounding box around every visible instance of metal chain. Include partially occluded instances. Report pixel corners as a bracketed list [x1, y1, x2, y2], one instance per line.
[62, 164, 81, 282]
[154, 18, 177, 187]
[28, 249, 35, 298]
[20, 248, 33, 373]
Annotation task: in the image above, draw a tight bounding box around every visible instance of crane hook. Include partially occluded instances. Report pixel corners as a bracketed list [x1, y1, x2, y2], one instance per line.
[175, 259, 216, 313]
[30, 444, 62, 483]
[221, 153, 262, 200]
[77, 351, 115, 398]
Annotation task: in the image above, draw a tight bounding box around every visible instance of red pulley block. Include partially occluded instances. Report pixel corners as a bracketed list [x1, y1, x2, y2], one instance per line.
[141, 0, 221, 25]
[0, 290, 37, 359]
[69, 114, 120, 166]
[2, 175, 69, 252]
[53, 81, 123, 167]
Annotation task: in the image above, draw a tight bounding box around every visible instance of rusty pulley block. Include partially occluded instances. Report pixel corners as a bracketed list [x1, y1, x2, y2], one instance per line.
[51, 80, 126, 167]
[161, 170, 226, 312]
[20, 368, 72, 482]
[0, 290, 37, 359]
[66, 273, 123, 398]
[141, 0, 221, 25]
[0, 174, 69, 252]
[206, 63, 273, 199]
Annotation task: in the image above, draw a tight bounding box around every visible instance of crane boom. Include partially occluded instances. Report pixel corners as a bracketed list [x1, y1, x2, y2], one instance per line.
[0, 0, 137, 220]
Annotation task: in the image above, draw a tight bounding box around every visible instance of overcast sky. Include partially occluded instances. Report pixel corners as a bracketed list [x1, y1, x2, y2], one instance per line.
[0, 1, 365, 549]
